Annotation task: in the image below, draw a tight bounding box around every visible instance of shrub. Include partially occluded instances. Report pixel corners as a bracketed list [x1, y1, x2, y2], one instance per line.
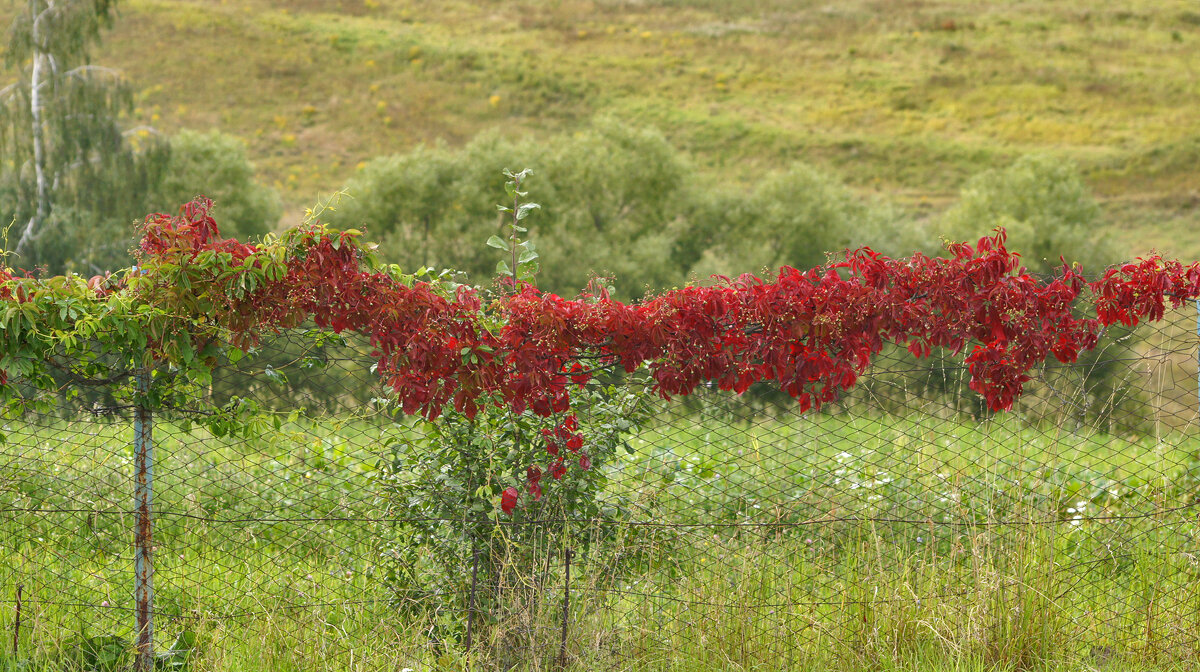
[688, 163, 928, 284]
[152, 130, 281, 240]
[532, 118, 696, 298]
[941, 154, 1117, 276]
[372, 171, 652, 660]
[377, 384, 649, 649]
[327, 138, 523, 282]
[327, 119, 701, 299]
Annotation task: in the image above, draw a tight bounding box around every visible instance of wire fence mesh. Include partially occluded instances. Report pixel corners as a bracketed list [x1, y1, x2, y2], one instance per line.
[2, 306, 1200, 670]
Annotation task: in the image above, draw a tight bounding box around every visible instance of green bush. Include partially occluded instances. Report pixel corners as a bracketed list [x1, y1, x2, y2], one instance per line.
[152, 130, 281, 240]
[327, 119, 702, 299]
[942, 154, 1117, 276]
[688, 163, 928, 280]
[532, 118, 697, 298]
[326, 138, 517, 282]
[330, 119, 950, 297]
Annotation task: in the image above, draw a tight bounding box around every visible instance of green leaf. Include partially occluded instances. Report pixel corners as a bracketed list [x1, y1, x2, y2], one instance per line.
[518, 260, 540, 280]
[170, 630, 197, 651]
[486, 235, 508, 250]
[496, 260, 512, 276]
[515, 202, 541, 220]
[518, 249, 539, 264]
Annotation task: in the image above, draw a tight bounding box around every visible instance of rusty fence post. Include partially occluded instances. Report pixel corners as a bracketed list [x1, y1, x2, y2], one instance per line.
[134, 368, 154, 672]
[556, 547, 573, 671]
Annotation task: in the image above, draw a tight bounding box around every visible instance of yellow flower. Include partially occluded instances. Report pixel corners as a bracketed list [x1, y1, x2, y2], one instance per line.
[489, 94, 502, 107]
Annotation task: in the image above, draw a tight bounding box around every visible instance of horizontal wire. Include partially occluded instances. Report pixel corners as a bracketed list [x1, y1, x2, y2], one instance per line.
[2, 505, 1197, 527]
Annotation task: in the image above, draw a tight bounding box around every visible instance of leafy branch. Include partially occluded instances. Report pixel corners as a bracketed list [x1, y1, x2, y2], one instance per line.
[488, 168, 541, 292]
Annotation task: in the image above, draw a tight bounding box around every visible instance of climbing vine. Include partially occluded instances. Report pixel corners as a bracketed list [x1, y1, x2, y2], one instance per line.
[2, 196, 1199, 513]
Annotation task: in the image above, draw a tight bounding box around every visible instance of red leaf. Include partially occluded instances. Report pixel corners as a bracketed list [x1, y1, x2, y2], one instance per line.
[501, 487, 519, 515]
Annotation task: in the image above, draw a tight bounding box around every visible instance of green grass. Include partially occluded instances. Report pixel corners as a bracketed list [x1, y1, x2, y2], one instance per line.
[0, 0, 1190, 259]
[3, 397, 1200, 671]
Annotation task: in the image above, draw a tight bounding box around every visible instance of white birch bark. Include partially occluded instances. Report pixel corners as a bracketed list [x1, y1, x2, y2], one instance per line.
[15, 0, 51, 256]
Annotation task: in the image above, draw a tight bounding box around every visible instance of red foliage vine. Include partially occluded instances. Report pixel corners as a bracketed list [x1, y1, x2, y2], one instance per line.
[134, 199, 1200, 423]
[6, 198, 1199, 514]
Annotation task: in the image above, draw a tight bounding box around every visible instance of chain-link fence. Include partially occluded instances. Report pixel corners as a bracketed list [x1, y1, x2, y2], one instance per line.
[2, 308, 1199, 671]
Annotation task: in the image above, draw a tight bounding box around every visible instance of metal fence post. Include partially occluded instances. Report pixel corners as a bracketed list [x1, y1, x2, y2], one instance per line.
[466, 545, 479, 652]
[556, 547, 573, 671]
[11, 583, 21, 657]
[134, 368, 154, 672]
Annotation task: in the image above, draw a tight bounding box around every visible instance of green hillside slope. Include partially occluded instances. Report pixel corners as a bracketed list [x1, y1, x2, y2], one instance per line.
[11, 0, 1200, 259]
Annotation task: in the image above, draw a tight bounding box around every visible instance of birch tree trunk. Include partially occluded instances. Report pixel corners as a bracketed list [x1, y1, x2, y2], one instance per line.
[15, 0, 50, 257]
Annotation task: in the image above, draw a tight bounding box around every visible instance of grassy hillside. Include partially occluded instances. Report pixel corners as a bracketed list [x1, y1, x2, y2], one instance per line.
[25, 0, 1200, 257]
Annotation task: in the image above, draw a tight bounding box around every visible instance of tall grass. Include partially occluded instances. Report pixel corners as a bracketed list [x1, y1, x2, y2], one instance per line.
[2, 400, 1199, 670]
